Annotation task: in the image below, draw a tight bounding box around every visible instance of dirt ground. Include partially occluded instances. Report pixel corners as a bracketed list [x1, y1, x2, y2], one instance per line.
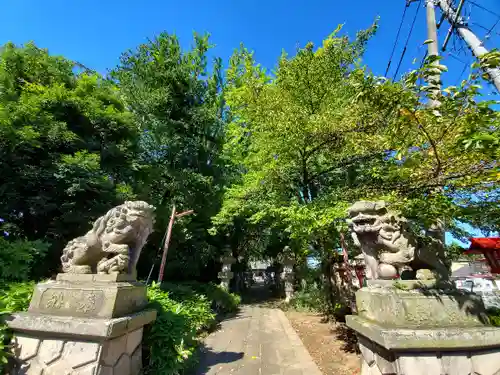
[285, 310, 361, 375]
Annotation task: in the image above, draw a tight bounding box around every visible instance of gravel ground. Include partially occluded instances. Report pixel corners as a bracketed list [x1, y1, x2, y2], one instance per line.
[285, 311, 361, 375]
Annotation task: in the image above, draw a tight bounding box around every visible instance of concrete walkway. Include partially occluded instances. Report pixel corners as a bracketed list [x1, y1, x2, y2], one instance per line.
[195, 305, 323, 375]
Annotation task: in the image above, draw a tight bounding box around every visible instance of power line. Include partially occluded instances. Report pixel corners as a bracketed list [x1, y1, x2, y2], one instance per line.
[385, 3, 409, 76]
[456, 60, 469, 85]
[470, 21, 500, 37]
[393, 0, 423, 80]
[467, 0, 500, 19]
[487, 17, 500, 38]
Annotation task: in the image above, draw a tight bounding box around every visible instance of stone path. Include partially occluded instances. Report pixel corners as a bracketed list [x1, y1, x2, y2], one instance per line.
[195, 305, 323, 375]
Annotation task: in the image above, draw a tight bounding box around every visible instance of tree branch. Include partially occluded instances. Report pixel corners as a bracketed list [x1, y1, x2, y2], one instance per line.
[408, 110, 442, 178]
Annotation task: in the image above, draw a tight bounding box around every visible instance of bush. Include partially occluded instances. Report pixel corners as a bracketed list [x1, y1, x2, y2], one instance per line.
[0, 238, 49, 281]
[162, 281, 241, 314]
[143, 283, 217, 375]
[289, 282, 327, 313]
[487, 308, 500, 327]
[0, 282, 35, 369]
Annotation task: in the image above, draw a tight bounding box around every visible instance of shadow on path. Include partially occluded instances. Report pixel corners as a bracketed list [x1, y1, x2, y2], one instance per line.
[241, 283, 282, 307]
[192, 345, 244, 375]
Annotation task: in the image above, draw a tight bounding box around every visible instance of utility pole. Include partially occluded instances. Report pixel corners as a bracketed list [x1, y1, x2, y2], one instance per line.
[437, 0, 500, 93]
[425, 0, 441, 107]
[145, 205, 195, 284]
[157, 206, 194, 283]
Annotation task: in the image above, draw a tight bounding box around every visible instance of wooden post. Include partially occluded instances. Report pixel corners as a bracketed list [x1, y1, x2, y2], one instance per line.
[157, 205, 176, 283]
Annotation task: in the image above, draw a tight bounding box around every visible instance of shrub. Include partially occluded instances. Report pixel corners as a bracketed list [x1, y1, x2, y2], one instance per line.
[162, 281, 241, 314]
[487, 308, 500, 327]
[0, 282, 35, 369]
[289, 282, 327, 313]
[143, 283, 216, 375]
[0, 238, 50, 281]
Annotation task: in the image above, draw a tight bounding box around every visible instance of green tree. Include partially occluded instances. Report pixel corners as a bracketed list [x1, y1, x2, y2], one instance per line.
[112, 33, 229, 280]
[213, 24, 499, 267]
[213, 24, 381, 261]
[0, 42, 138, 275]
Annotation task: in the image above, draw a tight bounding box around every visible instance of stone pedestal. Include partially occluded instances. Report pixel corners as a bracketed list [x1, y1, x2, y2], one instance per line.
[7, 274, 156, 375]
[346, 280, 500, 375]
[281, 258, 295, 303]
[218, 255, 236, 291]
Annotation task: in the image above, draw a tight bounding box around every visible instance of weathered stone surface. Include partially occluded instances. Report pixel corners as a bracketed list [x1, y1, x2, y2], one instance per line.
[440, 353, 472, 375]
[358, 337, 375, 366]
[102, 334, 127, 366]
[349, 280, 500, 375]
[57, 273, 136, 283]
[355, 327, 500, 375]
[72, 364, 98, 375]
[14, 335, 40, 361]
[114, 353, 131, 374]
[10, 324, 153, 375]
[59, 341, 100, 369]
[218, 255, 235, 291]
[28, 278, 148, 319]
[96, 365, 113, 375]
[8, 309, 156, 340]
[38, 339, 64, 365]
[7, 207, 157, 375]
[125, 328, 142, 355]
[355, 286, 487, 328]
[347, 200, 448, 280]
[130, 346, 142, 375]
[397, 354, 441, 375]
[471, 348, 500, 375]
[60, 201, 155, 275]
[347, 315, 500, 350]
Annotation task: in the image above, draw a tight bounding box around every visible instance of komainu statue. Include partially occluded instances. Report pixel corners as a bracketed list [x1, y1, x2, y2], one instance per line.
[347, 201, 449, 281]
[60, 201, 156, 275]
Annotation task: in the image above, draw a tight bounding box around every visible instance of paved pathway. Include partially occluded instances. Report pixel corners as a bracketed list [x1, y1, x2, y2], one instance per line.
[195, 305, 323, 375]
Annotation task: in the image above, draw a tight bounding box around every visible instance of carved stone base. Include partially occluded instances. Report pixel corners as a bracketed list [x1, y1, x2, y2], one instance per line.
[28, 274, 148, 319]
[349, 318, 500, 375]
[7, 310, 156, 375]
[347, 283, 500, 375]
[357, 280, 488, 327]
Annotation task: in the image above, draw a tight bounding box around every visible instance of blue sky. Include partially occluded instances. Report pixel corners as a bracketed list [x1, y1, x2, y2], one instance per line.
[1, 0, 499, 90]
[1, 0, 498, 245]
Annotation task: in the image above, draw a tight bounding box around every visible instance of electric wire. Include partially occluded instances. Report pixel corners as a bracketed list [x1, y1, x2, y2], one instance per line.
[393, 0, 423, 80]
[385, 3, 410, 76]
[467, 0, 500, 19]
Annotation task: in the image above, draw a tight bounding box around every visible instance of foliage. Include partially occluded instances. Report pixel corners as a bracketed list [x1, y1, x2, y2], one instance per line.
[213, 22, 500, 266]
[0, 282, 35, 369]
[143, 281, 240, 375]
[0, 238, 50, 281]
[288, 283, 325, 313]
[0, 282, 34, 315]
[112, 33, 230, 280]
[213, 22, 382, 261]
[0, 35, 232, 281]
[144, 283, 215, 374]
[487, 308, 500, 327]
[162, 281, 241, 314]
[0, 42, 138, 275]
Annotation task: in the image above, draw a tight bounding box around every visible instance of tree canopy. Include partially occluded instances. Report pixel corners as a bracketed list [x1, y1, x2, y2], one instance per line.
[0, 25, 498, 281]
[212, 23, 500, 262]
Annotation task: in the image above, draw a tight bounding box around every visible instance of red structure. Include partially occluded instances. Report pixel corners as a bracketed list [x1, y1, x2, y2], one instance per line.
[465, 237, 500, 274]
